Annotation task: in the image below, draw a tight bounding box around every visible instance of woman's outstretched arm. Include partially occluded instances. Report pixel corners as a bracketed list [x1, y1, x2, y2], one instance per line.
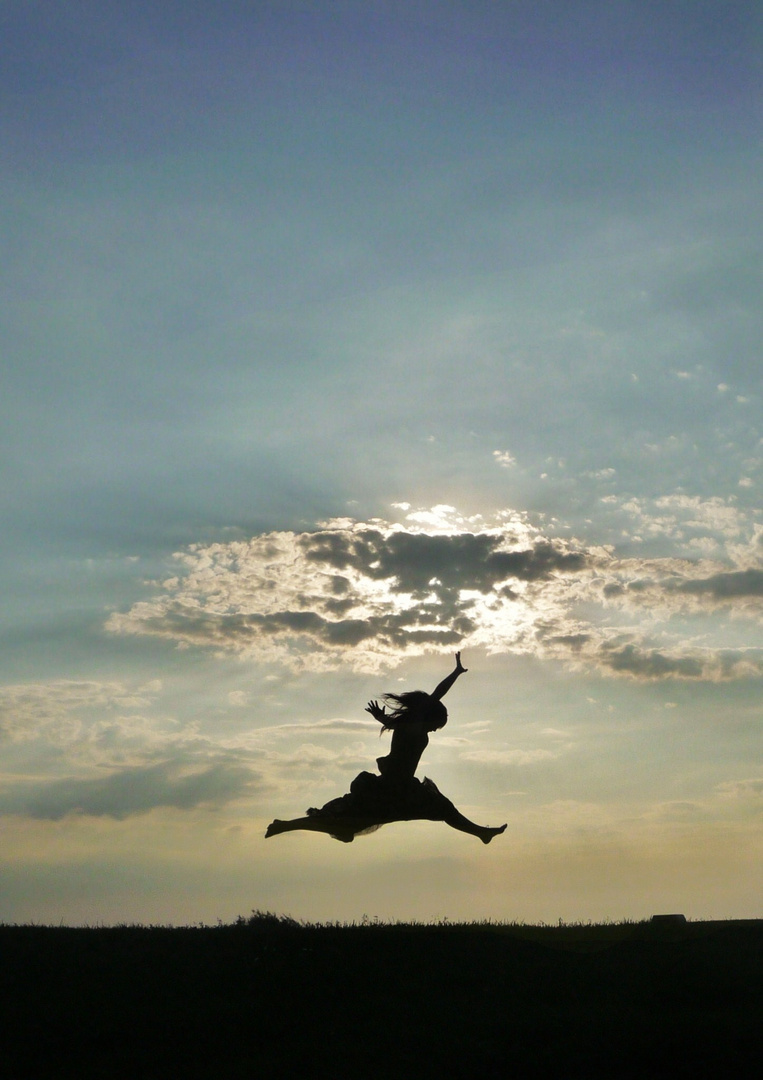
[430, 652, 468, 702]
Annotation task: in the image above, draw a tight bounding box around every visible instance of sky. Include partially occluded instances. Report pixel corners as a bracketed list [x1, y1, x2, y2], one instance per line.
[1, 0, 761, 926]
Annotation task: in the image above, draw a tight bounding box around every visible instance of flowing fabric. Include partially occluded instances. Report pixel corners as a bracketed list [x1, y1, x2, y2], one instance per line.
[304, 771, 457, 841]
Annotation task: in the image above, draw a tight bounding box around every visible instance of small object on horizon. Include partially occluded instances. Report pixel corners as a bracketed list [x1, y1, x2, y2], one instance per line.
[650, 913, 687, 924]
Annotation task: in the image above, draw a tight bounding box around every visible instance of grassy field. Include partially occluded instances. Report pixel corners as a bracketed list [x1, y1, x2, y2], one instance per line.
[2, 913, 760, 1078]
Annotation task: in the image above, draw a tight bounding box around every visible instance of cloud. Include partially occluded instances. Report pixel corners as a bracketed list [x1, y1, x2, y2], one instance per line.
[244, 718, 378, 740]
[8, 759, 260, 820]
[0, 677, 272, 819]
[599, 643, 704, 680]
[298, 527, 587, 591]
[714, 778, 763, 801]
[106, 504, 763, 680]
[107, 508, 588, 671]
[676, 568, 763, 599]
[610, 495, 761, 553]
[462, 748, 558, 766]
[0, 680, 161, 746]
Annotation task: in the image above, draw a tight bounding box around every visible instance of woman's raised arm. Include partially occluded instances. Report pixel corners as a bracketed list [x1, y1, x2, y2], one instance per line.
[365, 700, 388, 724]
[430, 652, 468, 702]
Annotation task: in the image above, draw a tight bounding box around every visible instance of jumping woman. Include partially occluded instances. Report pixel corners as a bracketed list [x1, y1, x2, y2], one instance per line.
[265, 653, 506, 844]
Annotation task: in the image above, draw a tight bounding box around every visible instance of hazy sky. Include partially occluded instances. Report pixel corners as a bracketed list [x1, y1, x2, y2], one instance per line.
[2, 1, 761, 925]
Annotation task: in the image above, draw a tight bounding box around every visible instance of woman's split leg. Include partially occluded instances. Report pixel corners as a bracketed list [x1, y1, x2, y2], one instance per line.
[442, 807, 507, 844]
[267, 814, 399, 842]
[265, 816, 355, 842]
[266, 808, 507, 845]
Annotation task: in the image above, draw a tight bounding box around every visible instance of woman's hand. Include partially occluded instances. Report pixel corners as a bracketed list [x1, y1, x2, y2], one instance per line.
[365, 700, 387, 723]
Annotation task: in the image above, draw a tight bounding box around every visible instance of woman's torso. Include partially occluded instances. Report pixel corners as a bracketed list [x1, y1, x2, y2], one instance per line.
[377, 722, 429, 783]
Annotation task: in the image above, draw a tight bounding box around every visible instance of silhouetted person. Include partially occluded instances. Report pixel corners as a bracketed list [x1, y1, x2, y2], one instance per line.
[266, 653, 507, 844]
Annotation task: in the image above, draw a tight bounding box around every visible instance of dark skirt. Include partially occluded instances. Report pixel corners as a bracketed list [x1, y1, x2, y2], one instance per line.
[305, 771, 456, 840]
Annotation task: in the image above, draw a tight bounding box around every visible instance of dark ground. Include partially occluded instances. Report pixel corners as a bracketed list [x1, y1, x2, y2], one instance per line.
[1, 914, 760, 1079]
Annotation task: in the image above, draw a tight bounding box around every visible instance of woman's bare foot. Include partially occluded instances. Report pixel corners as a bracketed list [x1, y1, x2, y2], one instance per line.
[479, 824, 507, 845]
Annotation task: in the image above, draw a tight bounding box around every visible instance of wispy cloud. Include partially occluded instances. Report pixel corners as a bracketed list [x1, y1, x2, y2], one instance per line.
[462, 748, 559, 766]
[714, 778, 763, 803]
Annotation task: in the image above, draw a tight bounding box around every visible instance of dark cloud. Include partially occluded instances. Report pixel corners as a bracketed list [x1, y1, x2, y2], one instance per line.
[676, 568, 763, 599]
[151, 605, 467, 651]
[140, 608, 381, 648]
[300, 529, 587, 597]
[11, 760, 260, 820]
[163, 609, 462, 648]
[544, 633, 591, 651]
[600, 644, 704, 680]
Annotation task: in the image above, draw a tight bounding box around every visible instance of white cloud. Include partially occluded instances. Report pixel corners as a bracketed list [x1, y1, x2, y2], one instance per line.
[0, 680, 161, 747]
[601, 494, 761, 556]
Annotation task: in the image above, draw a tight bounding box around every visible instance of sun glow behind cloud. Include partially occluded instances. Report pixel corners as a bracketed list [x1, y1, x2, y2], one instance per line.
[107, 502, 763, 681]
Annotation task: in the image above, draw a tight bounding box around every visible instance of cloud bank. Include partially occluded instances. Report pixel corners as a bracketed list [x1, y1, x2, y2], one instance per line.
[107, 504, 763, 680]
[13, 760, 258, 821]
[0, 680, 264, 819]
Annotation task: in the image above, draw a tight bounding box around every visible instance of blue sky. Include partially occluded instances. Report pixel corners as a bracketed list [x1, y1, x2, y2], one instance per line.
[2, 1, 761, 924]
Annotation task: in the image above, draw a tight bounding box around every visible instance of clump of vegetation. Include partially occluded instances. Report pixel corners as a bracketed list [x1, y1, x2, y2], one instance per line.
[234, 909, 303, 931]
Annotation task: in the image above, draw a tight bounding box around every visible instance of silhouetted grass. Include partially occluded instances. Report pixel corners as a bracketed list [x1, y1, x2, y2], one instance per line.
[2, 914, 760, 1078]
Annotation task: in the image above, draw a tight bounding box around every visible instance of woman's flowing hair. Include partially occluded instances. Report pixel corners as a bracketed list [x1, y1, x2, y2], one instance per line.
[380, 691, 448, 733]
